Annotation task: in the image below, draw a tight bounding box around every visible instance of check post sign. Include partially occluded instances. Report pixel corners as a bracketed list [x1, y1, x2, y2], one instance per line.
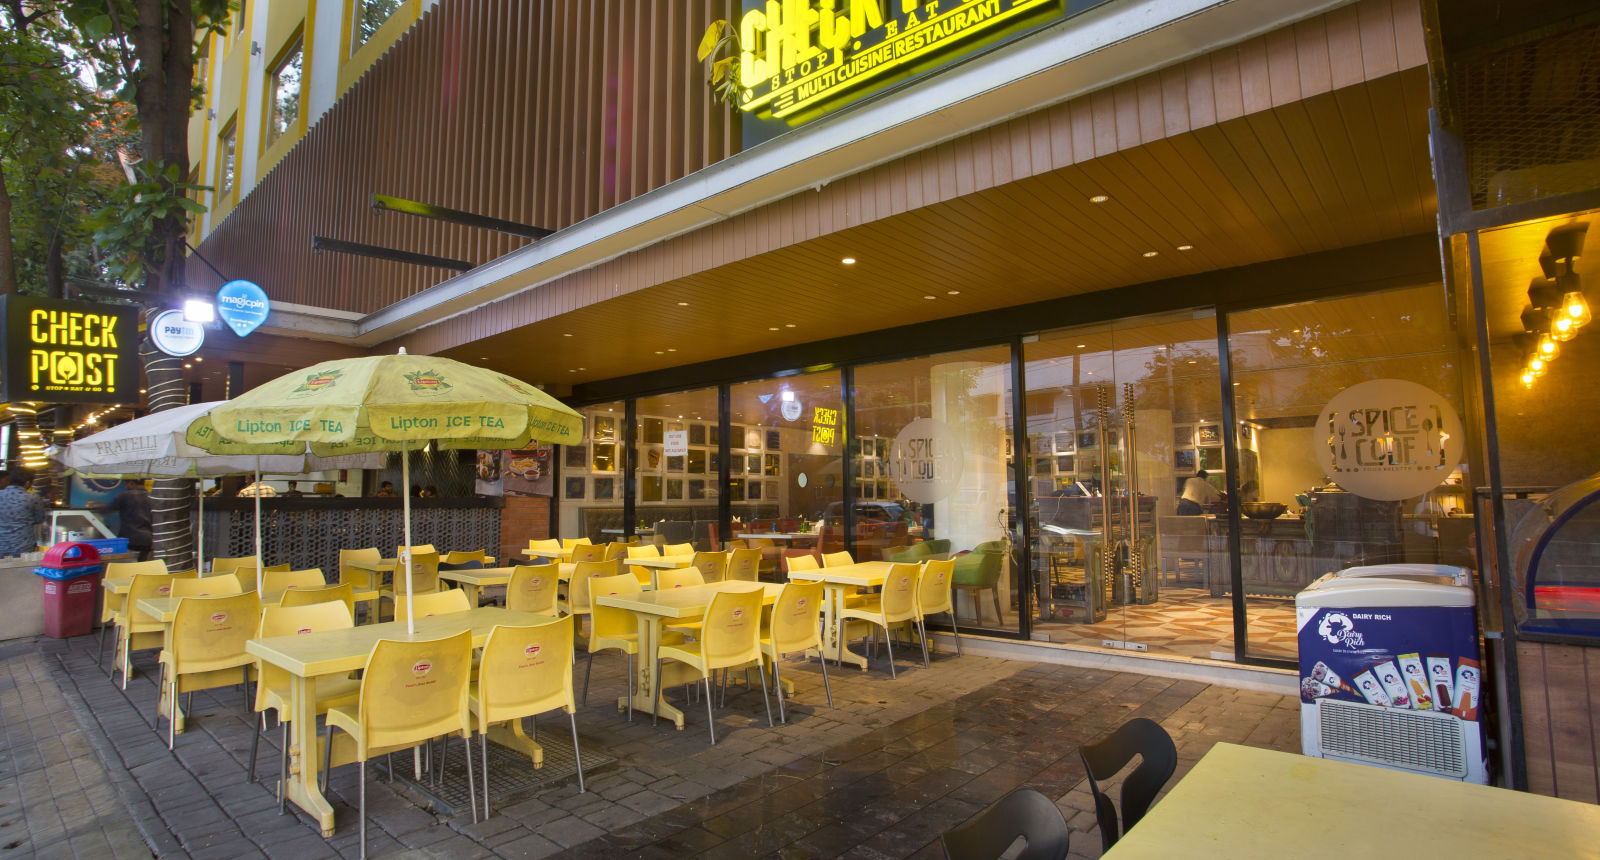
[0, 295, 137, 404]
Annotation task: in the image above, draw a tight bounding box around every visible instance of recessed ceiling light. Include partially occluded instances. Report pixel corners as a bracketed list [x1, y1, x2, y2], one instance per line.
[841, 257, 856, 265]
[1142, 251, 1159, 258]
[769, 326, 779, 331]
[1187, 360, 1197, 365]
[479, 356, 488, 360]
[1090, 194, 1109, 204]
[923, 295, 937, 300]
[667, 348, 676, 352]
[1076, 344, 1086, 349]
[785, 324, 795, 328]
[1176, 244, 1194, 251]
[578, 367, 585, 370]
[655, 350, 664, 354]
[1233, 382, 1241, 386]
[568, 369, 576, 373]
[947, 290, 961, 295]
[193, 356, 203, 362]
[677, 301, 689, 306]
[562, 333, 572, 337]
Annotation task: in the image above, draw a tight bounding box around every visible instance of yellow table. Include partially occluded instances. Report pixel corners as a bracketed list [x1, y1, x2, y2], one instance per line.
[788, 562, 895, 670]
[523, 547, 574, 562]
[440, 566, 518, 605]
[1105, 743, 1600, 858]
[247, 607, 553, 836]
[595, 582, 782, 729]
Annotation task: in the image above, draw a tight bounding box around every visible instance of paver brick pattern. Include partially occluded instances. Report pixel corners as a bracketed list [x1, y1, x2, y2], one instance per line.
[14, 629, 1299, 858]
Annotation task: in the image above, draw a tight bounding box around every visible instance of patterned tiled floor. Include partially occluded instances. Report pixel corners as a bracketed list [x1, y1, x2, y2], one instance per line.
[1035, 587, 1298, 661]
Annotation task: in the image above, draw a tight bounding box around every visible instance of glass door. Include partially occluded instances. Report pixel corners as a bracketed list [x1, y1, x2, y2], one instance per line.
[1025, 310, 1229, 658]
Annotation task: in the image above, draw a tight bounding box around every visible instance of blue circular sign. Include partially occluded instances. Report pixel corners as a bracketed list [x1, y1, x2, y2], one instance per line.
[216, 280, 270, 337]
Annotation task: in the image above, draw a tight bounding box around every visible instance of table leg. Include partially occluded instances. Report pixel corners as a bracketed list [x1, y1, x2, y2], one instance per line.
[812, 584, 870, 671]
[157, 624, 186, 733]
[488, 720, 545, 767]
[620, 615, 690, 729]
[282, 673, 337, 836]
[461, 583, 481, 606]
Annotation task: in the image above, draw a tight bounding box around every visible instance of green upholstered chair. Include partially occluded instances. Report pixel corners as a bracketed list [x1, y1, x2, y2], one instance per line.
[888, 543, 933, 564]
[952, 541, 1006, 625]
[921, 539, 952, 558]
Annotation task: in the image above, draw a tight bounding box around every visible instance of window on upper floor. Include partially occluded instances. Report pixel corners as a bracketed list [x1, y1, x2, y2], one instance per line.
[352, 0, 402, 52]
[268, 39, 303, 147]
[218, 120, 237, 199]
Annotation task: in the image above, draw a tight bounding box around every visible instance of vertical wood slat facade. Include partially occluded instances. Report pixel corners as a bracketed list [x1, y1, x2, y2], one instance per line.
[1517, 640, 1600, 803]
[195, 0, 738, 312]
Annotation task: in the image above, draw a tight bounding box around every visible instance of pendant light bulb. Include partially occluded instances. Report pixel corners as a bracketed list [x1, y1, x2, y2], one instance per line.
[1561, 287, 1591, 329]
[1552, 314, 1576, 342]
[1520, 370, 1536, 387]
[1529, 355, 1547, 375]
[1537, 332, 1560, 359]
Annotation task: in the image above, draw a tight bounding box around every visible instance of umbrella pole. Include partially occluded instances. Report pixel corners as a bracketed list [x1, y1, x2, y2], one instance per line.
[401, 440, 416, 635]
[254, 458, 263, 593]
[195, 479, 205, 574]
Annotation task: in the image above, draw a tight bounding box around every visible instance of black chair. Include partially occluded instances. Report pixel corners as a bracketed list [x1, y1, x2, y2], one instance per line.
[941, 788, 1071, 860]
[1079, 717, 1178, 851]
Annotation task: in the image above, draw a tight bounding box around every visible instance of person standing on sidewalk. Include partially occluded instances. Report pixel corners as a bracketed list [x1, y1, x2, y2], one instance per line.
[0, 468, 47, 558]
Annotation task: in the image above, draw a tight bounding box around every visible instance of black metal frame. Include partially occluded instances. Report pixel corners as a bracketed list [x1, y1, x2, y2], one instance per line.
[371, 194, 554, 239]
[310, 235, 473, 272]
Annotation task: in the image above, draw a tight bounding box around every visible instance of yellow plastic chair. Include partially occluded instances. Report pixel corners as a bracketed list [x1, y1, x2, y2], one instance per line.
[726, 548, 762, 582]
[822, 551, 855, 567]
[840, 563, 923, 679]
[443, 550, 488, 566]
[785, 554, 819, 573]
[559, 559, 619, 644]
[561, 537, 593, 549]
[916, 559, 962, 658]
[325, 631, 478, 856]
[380, 552, 441, 621]
[581, 572, 681, 715]
[264, 563, 291, 574]
[247, 601, 358, 798]
[603, 542, 629, 562]
[663, 542, 694, 557]
[691, 551, 727, 583]
[656, 568, 705, 590]
[115, 571, 196, 688]
[263, 568, 326, 592]
[506, 564, 561, 616]
[155, 592, 261, 747]
[626, 544, 661, 559]
[169, 573, 242, 597]
[100, 560, 168, 670]
[526, 539, 561, 553]
[570, 544, 606, 563]
[762, 580, 832, 721]
[209, 555, 259, 574]
[338, 548, 382, 590]
[396, 544, 438, 557]
[394, 589, 471, 620]
[472, 617, 585, 818]
[278, 583, 357, 617]
[653, 588, 772, 744]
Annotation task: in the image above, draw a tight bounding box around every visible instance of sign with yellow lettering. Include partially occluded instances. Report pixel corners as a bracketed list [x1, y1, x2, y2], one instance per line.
[1, 296, 137, 404]
[735, 0, 1104, 135]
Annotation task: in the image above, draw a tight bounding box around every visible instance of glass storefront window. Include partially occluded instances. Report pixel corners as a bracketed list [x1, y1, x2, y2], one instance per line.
[854, 346, 1016, 633]
[635, 387, 720, 549]
[558, 401, 623, 543]
[1227, 284, 1468, 660]
[728, 370, 844, 577]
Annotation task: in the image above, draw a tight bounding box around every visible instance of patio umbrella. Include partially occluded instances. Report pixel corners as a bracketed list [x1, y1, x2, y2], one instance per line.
[192, 350, 584, 633]
[58, 400, 381, 577]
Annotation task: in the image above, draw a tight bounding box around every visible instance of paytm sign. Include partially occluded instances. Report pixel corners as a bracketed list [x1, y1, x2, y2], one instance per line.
[216, 280, 270, 337]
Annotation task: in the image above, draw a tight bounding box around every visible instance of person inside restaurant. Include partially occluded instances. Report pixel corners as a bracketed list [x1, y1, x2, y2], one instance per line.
[1177, 469, 1222, 516]
[89, 479, 153, 561]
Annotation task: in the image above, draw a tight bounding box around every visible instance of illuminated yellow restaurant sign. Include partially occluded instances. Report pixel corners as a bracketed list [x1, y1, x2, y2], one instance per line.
[737, 0, 1082, 123]
[1, 295, 137, 404]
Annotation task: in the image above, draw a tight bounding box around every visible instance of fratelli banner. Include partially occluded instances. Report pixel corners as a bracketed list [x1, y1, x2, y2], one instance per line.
[0, 295, 138, 404]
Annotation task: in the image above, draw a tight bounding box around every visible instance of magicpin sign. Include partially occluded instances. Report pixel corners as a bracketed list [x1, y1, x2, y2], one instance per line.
[216, 280, 270, 337]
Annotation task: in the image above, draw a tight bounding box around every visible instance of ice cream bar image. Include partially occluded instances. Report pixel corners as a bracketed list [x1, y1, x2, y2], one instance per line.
[1375, 660, 1412, 708]
[1451, 658, 1481, 721]
[1398, 653, 1434, 711]
[1352, 669, 1390, 707]
[1311, 660, 1356, 695]
[1427, 655, 1454, 711]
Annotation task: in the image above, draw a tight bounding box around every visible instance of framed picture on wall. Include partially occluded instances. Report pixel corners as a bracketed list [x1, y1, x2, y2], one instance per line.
[593, 415, 616, 442]
[1077, 431, 1097, 450]
[746, 428, 764, 450]
[641, 475, 663, 502]
[593, 477, 614, 500]
[1196, 424, 1222, 446]
[1033, 457, 1052, 477]
[709, 425, 721, 446]
[688, 479, 706, 500]
[644, 445, 663, 470]
[730, 425, 747, 448]
[1238, 423, 1255, 447]
[666, 478, 683, 500]
[688, 424, 706, 446]
[1054, 432, 1075, 453]
[766, 429, 781, 450]
[748, 481, 762, 500]
[764, 453, 781, 476]
[643, 418, 664, 444]
[564, 445, 587, 468]
[1056, 455, 1074, 473]
[1174, 424, 1193, 447]
[687, 450, 706, 474]
[747, 454, 761, 475]
[727, 479, 745, 501]
[592, 443, 616, 472]
[666, 455, 684, 472]
[565, 477, 585, 499]
[1174, 449, 1197, 471]
[1199, 446, 1226, 471]
[859, 481, 875, 499]
[1033, 435, 1052, 456]
[766, 481, 778, 500]
[709, 451, 721, 474]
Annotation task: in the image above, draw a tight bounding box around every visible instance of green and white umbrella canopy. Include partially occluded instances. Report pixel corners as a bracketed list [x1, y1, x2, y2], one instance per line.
[190, 351, 584, 633]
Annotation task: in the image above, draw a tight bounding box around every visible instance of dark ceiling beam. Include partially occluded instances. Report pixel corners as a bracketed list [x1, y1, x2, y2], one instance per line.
[311, 236, 474, 272]
[371, 194, 555, 240]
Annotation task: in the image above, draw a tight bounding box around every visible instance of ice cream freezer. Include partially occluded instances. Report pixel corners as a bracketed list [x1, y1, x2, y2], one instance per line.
[1296, 563, 1486, 785]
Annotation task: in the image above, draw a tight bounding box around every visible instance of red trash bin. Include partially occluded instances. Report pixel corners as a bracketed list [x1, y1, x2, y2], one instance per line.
[35, 542, 106, 639]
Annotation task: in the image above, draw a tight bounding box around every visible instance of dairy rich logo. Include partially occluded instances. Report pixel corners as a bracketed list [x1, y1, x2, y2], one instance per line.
[404, 369, 453, 395]
[1318, 612, 1364, 647]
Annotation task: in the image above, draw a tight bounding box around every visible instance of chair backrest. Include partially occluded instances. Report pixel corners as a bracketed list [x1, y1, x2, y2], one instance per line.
[783, 551, 819, 573]
[604, 542, 629, 561]
[656, 568, 705, 590]
[477, 616, 576, 727]
[700, 588, 765, 670]
[1080, 717, 1177, 851]
[128, 571, 194, 610]
[769, 581, 824, 654]
[229, 567, 261, 592]
[917, 559, 956, 616]
[395, 588, 471, 619]
[570, 543, 607, 563]
[561, 537, 593, 549]
[823, 551, 854, 567]
[278, 582, 356, 615]
[626, 544, 661, 559]
[507, 563, 561, 615]
[663, 542, 695, 557]
[726, 548, 762, 582]
[264, 568, 326, 592]
[338, 547, 381, 583]
[357, 630, 473, 755]
[107, 560, 167, 579]
[397, 544, 438, 558]
[526, 539, 561, 553]
[442, 550, 487, 567]
[567, 560, 618, 613]
[209, 555, 258, 574]
[881, 564, 921, 621]
[391, 553, 441, 595]
[168, 592, 261, 673]
[940, 788, 1072, 860]
[256, 600, 354, 708]
[690, 551, 727, 582]
[263, 563, 291, 573]
[169, 572, 242, 597]
[589, 573, 642, 640]
[923, 539, 952, 556]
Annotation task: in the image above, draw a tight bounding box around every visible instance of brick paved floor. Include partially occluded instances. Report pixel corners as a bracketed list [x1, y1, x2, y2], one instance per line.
[9, 629, 1299, 858]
